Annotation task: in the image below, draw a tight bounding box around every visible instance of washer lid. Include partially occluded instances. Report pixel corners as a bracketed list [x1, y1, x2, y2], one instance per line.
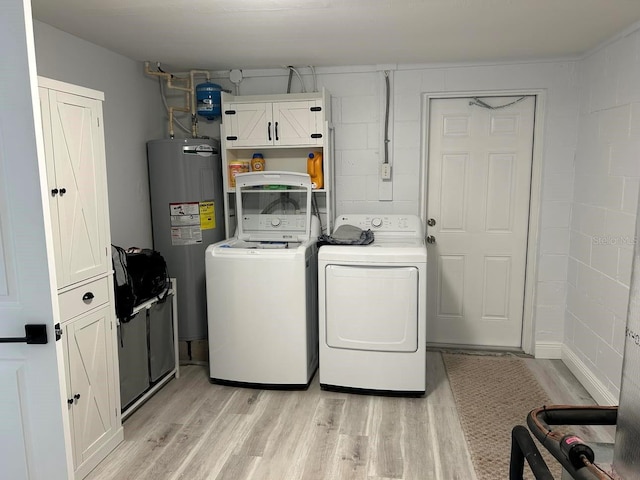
[235, 172, 313, 242]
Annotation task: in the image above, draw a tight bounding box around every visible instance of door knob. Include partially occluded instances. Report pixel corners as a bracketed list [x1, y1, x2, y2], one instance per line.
[426, 235, 436, 244]
[427, 218, 436, 226]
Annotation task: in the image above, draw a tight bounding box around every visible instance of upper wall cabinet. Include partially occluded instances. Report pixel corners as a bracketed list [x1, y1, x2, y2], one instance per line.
[219, 90, 333, 236]
[39, 83, 110, 288]
[223, 94, 324, 148]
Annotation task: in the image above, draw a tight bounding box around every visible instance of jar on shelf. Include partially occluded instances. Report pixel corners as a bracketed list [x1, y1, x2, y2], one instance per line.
[228, 161, 244, 188]
[251, 153, 265, 172]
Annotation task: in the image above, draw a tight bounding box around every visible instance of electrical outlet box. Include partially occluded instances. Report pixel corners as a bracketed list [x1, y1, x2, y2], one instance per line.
[381, 163, 391, 180]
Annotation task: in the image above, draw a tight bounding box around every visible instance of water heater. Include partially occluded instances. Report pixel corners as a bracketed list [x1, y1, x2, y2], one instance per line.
[147, 138, 225, 341]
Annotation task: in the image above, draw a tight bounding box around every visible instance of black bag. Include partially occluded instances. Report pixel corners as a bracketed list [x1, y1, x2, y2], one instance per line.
[125, 248, 169, 303]
[112, 245, 136, 320]
[111, 245, 168, 321]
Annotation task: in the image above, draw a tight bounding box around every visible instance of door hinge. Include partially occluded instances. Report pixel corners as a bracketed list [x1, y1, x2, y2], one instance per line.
[97, 117, 100, 127]
[55, 323, 63, 341]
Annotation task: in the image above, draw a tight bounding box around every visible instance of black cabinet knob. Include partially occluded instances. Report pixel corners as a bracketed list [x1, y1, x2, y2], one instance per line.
[51, 188, 59, 197]
[67, 398, 74, 405]
[74, 393, 81, 400]
[59, 188, 67, 196]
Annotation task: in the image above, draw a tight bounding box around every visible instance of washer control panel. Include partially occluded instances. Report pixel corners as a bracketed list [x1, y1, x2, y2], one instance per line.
[242, 214, 307, 232]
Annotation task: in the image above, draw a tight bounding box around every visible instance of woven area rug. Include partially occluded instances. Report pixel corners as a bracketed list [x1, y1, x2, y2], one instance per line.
[443, 353, 563, 480]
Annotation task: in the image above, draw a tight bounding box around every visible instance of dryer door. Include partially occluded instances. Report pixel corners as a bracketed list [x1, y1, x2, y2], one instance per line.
[324, 265, 418, 352]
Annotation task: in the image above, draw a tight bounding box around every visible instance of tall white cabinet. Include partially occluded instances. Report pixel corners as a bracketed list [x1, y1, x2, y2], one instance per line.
[39, 77, 123, 479]
[220, 89, 333, 236]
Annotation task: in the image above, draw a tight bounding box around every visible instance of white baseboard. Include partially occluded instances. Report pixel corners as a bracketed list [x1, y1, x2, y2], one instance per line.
[534, 342, 563, 359]
[561, 345, 618, 406]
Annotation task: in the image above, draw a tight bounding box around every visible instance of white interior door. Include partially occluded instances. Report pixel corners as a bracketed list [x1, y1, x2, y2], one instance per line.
[426, 96, 535, 348]
[0, 1, 72, 479]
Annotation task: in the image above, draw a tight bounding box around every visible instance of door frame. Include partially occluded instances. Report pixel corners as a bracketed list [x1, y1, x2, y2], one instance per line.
[419, 89, 546, 355]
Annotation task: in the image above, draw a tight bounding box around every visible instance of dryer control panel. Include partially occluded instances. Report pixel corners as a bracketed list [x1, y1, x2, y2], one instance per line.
[334, 215, 424, 239]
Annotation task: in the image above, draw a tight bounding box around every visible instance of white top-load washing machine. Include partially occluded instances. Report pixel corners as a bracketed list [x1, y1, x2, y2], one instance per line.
[318, 214, 427, 395]
[206, 172, 319, 388]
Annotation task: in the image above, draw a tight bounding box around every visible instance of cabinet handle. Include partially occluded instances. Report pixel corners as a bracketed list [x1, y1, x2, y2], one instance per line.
[67, 398, 74, 405]
[59, 188, 67, 196]
[311, 133, 322, 139]
[268, 121, 272, 141]
[51, 188, 59, 197]
[74, 394, 81, 400]
[275, 121, 279, 141]
[82, 292, 95, 302]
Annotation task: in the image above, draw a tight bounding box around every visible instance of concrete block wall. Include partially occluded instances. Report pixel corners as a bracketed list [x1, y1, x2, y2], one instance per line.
[228, 61, 579, 353]
[564, 28, 640, 403]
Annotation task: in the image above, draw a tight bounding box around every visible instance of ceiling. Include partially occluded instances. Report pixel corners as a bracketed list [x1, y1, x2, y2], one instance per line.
[31, 0, 640, 72]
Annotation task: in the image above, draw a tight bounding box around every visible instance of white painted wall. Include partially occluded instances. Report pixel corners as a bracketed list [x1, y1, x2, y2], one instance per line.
[563, 28, 640, 404]
[32, 21, 165, 248]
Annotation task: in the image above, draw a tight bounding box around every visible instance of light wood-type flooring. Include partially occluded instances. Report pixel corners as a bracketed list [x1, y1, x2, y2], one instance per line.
[86, 351, 614, 480]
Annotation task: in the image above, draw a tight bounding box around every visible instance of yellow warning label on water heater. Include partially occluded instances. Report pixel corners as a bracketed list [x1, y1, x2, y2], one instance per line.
[199, 201, 216, 230]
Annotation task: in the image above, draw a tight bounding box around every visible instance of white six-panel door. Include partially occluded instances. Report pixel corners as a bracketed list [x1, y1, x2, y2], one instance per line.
[427, 96, 535, 348]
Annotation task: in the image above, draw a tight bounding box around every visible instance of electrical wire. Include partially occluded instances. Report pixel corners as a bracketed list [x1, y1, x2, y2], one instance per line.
[311, 192, 324, 233]
[308, 65, 318, 92]
[383, 71, 391, 165]
[469, 96, 527, 110]
[288, 66, 307, 93]
[581, 455, 615, 479]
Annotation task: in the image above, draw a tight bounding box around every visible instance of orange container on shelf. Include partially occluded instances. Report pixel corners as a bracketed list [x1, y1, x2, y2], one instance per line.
[228, 161, 244, 189]
[307, 152, 323, 189]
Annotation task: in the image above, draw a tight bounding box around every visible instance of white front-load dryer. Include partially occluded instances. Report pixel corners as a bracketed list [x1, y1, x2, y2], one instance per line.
[318, 215, 427, 395]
